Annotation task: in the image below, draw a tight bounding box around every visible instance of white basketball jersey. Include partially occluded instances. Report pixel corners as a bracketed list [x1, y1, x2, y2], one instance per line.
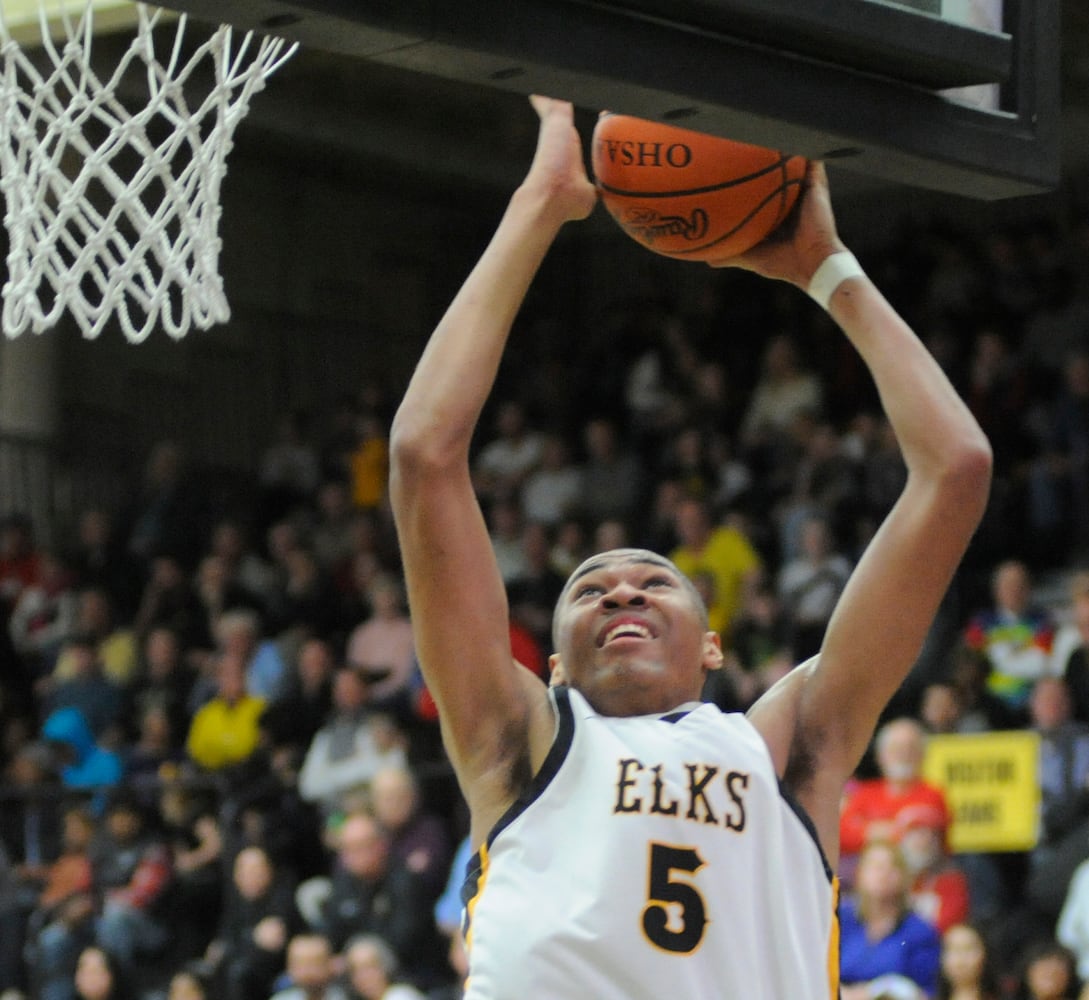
[462, 685, 839, 1000]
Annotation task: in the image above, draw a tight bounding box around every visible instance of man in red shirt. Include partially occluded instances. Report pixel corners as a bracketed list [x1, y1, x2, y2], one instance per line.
[839, 717, 950, 887]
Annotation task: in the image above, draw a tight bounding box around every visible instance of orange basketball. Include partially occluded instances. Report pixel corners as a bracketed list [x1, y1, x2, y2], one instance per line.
[591, 113, 807, 262]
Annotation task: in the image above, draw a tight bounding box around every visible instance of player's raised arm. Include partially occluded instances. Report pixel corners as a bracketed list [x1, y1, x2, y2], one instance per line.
[715, 163, 993, 858]
[388, 98, 597, 833]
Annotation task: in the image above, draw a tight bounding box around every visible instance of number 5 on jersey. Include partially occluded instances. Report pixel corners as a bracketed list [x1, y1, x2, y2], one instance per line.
[642, 842, 708, 953]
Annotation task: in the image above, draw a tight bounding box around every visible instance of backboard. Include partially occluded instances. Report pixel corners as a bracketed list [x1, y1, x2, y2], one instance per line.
[154, 0, 1061, 200]
[0, 0, 140, 41]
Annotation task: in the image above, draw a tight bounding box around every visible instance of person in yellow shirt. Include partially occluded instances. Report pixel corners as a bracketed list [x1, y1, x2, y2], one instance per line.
[669, 496, 763, 639]
[349, 411, 390, 511]
[185, 652, 266, 771]
[52, 586, 138, 685]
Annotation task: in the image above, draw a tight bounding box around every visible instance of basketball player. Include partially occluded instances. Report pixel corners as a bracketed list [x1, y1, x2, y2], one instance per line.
[388, 97, 992, 999]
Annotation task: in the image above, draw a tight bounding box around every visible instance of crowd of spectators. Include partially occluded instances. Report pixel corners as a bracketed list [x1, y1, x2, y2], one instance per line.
[0, 202, 1088, 999]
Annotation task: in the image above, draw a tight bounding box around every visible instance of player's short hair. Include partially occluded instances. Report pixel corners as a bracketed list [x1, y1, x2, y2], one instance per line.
[551, 548, 709, 651]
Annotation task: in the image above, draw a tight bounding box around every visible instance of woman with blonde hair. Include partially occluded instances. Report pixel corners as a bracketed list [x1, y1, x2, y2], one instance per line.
[840, 841, 942, 1000]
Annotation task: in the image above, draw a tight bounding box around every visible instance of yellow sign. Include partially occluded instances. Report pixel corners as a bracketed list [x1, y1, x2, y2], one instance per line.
[923, 730, 1041, 853]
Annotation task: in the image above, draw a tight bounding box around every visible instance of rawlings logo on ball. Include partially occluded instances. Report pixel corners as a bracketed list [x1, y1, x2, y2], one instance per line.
[623, 206, 709, 244]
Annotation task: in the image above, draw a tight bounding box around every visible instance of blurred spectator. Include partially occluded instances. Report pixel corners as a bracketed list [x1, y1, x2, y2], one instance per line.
[41, 635, 122, 743]
[259, 412, 322, 528]
[348, 411, 390, 515]
[120, 626, 194, 749]
[592, 518, 630, 557]
[213, 608, 289, 705]
[311, 481, 359, 576]
[132, 554, 208, 653]
[369, 766, 451, 904]
[484, 498, 529, 585]
[623, 317, 691, 448]
[1052, 573, 1089, 724]
[859, 416, 908, 527]
[1010, 940, 1080, 1000]
[66, 508, 141, 623]
[894, 803, 971, 934]
[52, 588, 137, 689]
[1025, 350, 1089, 562]
[8, 548, 79, 677]
[775, 513, 852, 661]
[263, 544, 342, 642]
[206, 517, 277, 614]
[505, 521, 566, 654]
[122, 705, 183, 795]
[1024, 677, 1089, 926]
[269, 933, 349, 1000]
[218, 743, 327, 891]
[204, 845, 298, 1000]
[739, 333, 824, 453]
[190, 554, 260, 651]
[963, 559, 1056, 719]
[344, 576, 416, 718]
[706, 582, 793, 711]
[88, 792, 173, 968]
[709, 430, 754, 516]
[166, 965, 212, 1000]
[520, 433, 582, 527]
[343, 934, 426, 1000]
[310, 811, 446, 985]
[262, 637, 337, 753]
[72, 945, 134, 1000]
[839, 718, 950, 884]
[0, 741, 64, 876]
[547, 517, 587, 578]
[158, 785, 222, 963]
[432, 836, 472, 941]
[919, 683, 971, 736]
[945, 644, 1023, 733]
[1020, 264, 1089, 389]
[117, 440, 204, 575]
[471, 400, 544, 506]
[33, 792, 171, 997]
[0, 512, 42, 629]
[669, 496, 763, 640]
[298, 667, 408, 818]
[839, 841, 942, 1000]
[658, 425, 718, 502]
[963, 326, 1031, 477]
[1058, 849, 1089, 983]
[576, 416, 647, 527]
[185, 653, 266, 773]
[1, 804, 94, 997]
[937, 922, 1003, 1000]
[40, 707, 123, 795]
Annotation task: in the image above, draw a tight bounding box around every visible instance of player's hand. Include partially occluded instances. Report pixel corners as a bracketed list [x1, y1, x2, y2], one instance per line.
[706, 161, 846, 289]
[524, 96, 598, 224]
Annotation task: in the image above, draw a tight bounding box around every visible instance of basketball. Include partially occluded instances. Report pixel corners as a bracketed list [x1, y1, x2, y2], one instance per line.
[591, 113, 808, 262]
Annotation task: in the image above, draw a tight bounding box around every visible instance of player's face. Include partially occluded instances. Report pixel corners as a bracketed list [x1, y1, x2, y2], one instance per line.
[549, 549, 722, 716]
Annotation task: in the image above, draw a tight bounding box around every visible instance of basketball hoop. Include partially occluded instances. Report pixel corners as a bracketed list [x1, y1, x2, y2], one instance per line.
[0, 1, 297, 341]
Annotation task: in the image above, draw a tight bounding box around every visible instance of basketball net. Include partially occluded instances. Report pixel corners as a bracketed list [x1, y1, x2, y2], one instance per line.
[0, 2, 297, 341]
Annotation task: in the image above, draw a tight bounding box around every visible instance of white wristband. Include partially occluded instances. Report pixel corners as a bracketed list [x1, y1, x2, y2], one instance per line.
[807, 250, 864, 311]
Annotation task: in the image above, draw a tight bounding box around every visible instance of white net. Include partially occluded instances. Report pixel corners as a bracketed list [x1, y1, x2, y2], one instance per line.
[0, 2, 297, 341]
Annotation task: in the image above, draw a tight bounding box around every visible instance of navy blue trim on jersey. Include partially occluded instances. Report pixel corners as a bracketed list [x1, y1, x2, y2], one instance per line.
[460, 684, 577, 913]
[659, 708, 695, 724]
[778, 779, 834, 882]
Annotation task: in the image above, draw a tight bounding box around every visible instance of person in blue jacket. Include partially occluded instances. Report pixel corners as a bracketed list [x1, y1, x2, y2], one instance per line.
[41, 706, 124, 794]
[840, 840, 942, 999]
